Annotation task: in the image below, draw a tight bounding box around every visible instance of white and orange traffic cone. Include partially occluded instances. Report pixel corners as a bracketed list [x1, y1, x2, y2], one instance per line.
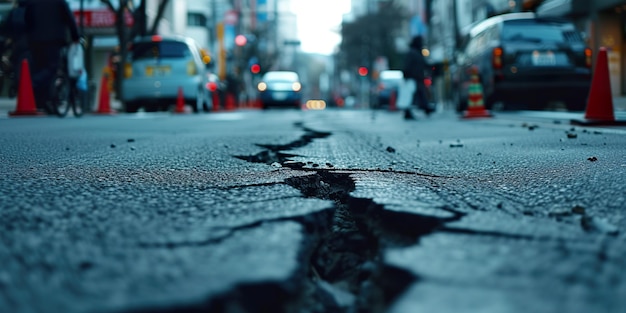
[462, 66, 492, 119]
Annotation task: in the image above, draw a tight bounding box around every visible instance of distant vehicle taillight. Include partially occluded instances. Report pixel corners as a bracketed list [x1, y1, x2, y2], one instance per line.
[206, 81, 218, 92]
[492, 47, 504, 70]
[423, 77, 432, 87]
[584, 48, 592, 68]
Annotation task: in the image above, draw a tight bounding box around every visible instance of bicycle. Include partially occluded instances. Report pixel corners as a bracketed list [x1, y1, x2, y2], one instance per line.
[47, 45, 88, 118]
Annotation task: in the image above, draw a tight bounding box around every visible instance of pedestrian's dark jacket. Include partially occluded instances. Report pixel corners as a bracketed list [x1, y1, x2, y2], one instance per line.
[403, 36, 427, 82]
[24, 0, 79, 44]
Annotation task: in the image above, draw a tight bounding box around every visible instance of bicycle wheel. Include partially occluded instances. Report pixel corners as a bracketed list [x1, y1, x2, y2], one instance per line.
[49, 74, 70, 117]
[71, 86, 87, 117]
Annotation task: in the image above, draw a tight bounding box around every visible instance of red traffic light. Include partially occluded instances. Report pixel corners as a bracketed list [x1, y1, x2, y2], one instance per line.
[250, 64, 261, 74]
[235, 34, 247, 46]
[358, 66, 368, 76]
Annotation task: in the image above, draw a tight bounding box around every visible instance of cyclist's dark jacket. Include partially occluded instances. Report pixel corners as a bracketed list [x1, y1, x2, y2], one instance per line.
[24, 0, 79, 44]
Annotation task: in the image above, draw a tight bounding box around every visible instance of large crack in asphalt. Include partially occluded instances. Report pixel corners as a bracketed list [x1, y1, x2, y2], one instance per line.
[115, 122, 622, 313]
[219, 123, 467, 313]
[132, 123, 466, 313]
[283, 172, 465, 313]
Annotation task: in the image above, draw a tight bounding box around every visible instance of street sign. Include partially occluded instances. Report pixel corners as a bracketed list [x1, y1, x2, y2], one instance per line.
[72, 9, 133, 35]
[224, 10, 238, 25]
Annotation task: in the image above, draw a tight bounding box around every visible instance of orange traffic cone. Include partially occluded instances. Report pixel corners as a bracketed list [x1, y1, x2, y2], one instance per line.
[225, 93, 235, 111]
[212, 92, 220, 112]
[389, 90, 397, 111]
[94, 73, 116, 115]
[571, 47, 626, 126]
[9, 59, 45, 117]
[462, 67, 492, 119]
[173, 87, 187, 113]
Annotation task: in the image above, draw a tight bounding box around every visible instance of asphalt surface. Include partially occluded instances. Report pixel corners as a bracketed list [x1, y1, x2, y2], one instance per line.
[1, 107, 625, 313]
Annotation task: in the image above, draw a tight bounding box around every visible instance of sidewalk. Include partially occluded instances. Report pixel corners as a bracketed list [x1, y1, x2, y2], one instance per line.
[1, 96, 626, 116]
[614, 96, 626, 111]
[0, 96, 121, 116]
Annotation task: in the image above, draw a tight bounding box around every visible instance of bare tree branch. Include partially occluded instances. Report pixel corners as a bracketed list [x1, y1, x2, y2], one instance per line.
[130, 0, 147, 39]
[99, 0, 115, 12]
[149, 0, 170, 35]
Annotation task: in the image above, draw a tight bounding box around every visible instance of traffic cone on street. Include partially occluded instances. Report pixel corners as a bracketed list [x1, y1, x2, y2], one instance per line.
[462, 67, 492, 119]
[225, 93, 235, 111]
[571, 47, 626, 126]
[9, 59, 45, 117]
[174, 87, 187, 113]
[94, 73, 116, 115]
[212, 92, 220, 112]
[389, 90, 397, 111]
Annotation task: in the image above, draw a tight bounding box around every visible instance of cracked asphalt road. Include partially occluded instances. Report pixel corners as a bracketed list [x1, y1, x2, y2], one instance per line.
[0, 109, 625, 313]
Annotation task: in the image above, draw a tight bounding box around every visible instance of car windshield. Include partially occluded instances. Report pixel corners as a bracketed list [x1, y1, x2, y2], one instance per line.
[263, 72, 299, 82]
[380, 71, 403, 81]
[501, 20, 582, 44]
[132, 41, 191, 60]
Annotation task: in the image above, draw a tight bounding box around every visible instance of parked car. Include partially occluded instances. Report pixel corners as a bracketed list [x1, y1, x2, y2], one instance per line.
[374, 70, 403, 109]
[121, 35, 213, 113]
[257, 71, 302, 109]
[454, 12, 592, 112]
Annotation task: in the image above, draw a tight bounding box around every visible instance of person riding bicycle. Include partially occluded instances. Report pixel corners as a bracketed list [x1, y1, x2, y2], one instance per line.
[23, 0, 80, 113]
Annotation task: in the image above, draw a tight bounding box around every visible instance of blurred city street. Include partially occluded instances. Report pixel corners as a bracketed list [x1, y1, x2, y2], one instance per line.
[2, 0, 626, 312]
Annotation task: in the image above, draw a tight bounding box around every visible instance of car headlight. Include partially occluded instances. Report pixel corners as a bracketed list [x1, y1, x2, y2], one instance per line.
[292, 82, 301, 92]
[258, 82, 267, 92]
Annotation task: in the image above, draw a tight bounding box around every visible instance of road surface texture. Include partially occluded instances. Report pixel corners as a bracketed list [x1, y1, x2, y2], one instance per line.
[1, 109, 625, 313]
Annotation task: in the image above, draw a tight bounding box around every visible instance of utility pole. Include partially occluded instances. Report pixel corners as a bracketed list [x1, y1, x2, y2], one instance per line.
[210, 0, 217, 55]
[274, 0, 279, 58]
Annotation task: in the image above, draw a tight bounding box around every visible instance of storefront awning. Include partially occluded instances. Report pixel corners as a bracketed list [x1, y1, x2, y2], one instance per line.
[73, 9, 134, 35]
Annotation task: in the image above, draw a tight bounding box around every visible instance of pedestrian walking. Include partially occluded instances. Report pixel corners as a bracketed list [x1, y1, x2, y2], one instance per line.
[402, 35, 433, 119]
[23, 0, 80, 113]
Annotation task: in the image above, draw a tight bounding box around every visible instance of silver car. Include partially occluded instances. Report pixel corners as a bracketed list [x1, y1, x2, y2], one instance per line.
[374, 70, 403, 109]
[121, 35, 213, 113]
[257, 71, 303, 109]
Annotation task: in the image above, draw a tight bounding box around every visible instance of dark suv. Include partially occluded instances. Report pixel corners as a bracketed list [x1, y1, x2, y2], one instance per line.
[454, 12, 592, 112]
